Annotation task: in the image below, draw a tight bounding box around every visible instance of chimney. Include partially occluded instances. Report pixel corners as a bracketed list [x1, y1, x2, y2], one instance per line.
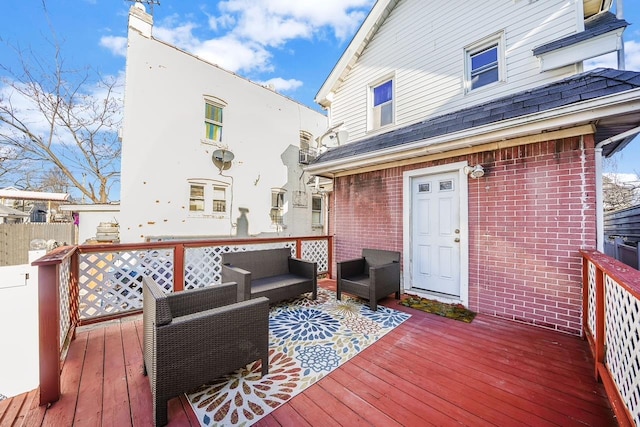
[129, 3, 153, 38]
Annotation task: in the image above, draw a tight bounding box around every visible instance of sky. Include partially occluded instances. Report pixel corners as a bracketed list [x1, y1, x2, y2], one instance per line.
[0, 0, 639, 183]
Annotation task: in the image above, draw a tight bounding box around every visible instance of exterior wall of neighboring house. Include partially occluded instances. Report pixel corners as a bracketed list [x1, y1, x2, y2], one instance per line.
[330, 135, 596, 334]
[119, 6, 327, 243]
[327, 0, 581, 141]
[60, 204, 120, 244]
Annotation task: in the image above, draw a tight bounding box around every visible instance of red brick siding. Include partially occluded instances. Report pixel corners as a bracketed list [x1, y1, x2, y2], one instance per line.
[330, 135, 596, 335]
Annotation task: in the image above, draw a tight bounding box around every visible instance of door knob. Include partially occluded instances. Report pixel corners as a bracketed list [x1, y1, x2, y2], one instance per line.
[454, 238, 460, 242]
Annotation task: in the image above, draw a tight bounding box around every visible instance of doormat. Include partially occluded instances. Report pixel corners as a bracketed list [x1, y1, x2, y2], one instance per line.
[186, 288, 411, 426]
[399, 296, 476, 323]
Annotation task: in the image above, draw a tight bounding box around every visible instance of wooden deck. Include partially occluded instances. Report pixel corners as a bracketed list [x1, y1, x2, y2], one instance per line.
[0, 280, 617, 426]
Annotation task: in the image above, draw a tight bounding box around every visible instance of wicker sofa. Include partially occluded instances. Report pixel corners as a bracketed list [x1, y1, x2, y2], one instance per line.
[221, 247, 317, 304]
[142, 277, 269, 426]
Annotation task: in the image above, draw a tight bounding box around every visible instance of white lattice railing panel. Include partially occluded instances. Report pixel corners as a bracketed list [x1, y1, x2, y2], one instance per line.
[587, 261, 597, 339]
[59, 257, 71, 349]
[301, 239, 329, 273]
[605, 275, 640, 426]
[78, 249, 174, 319]
[184, 242, 296, 289]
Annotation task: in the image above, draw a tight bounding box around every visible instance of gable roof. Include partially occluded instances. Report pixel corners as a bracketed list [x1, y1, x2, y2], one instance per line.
[315, 0, 398, 107]
[308, 68, 640, 174]
[533, 11, 628, 56]
[0, 204, 29, 218]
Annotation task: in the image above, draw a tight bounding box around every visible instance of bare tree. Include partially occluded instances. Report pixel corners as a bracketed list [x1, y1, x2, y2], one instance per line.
[0, 37, 121, 202]
[603, 174, 640, 211]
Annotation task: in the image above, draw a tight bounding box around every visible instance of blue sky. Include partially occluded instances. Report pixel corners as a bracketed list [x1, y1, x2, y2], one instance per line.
[0, 0, 639, 179]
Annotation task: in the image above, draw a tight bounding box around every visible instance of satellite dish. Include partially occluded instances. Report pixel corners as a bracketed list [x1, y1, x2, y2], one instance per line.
[212, 149, 235, 171]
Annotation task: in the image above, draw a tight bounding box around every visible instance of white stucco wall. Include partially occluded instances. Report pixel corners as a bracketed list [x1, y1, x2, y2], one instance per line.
[120, 8, 328, 243]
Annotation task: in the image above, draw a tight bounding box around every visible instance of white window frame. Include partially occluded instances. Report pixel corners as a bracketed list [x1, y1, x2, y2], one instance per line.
[189, 184, 205, 213]
[464, 32, 505, 93]
[311, 194, 323, 227]
[270, 188, 286, 225]
[368, 75, 395, 131]
[203, 96, 227, 144]
[187, 179, 230, 217]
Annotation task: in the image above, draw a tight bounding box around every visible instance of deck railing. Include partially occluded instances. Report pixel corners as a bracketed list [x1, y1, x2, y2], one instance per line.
[581, 250, 640, 427]
[33, 235, 332, 406]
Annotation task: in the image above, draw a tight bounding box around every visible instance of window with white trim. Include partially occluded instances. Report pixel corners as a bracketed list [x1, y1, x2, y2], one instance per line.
[212, 186, 226, 213]
[370, 78, 394, 130]
[311, 195, 322, 226]
[465, 33, 504, 92]
[189, 184, 205, 212]
[188, 181, 230, 216]
[270, 189, 285, 224]
[204, 100, 223, 142]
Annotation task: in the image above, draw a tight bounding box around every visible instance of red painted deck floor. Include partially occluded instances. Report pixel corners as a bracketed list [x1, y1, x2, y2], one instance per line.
[0, 280, 617, 426]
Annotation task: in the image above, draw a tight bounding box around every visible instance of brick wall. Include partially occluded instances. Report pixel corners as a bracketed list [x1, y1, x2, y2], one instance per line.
[330, 135, 596, 335]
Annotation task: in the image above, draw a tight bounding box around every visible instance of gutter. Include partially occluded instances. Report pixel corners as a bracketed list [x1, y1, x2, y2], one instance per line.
[306, 87, 640, 176]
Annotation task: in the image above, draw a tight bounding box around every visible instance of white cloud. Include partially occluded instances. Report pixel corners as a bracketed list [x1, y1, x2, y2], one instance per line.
[217, 0, 374, 45]
[259, 77, 303, 92]
[147, 0, 374, 86]
[99, 36, 127, 57]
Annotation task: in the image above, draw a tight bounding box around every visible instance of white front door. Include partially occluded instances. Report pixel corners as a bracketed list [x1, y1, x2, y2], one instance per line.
[411, 171, 461, 297]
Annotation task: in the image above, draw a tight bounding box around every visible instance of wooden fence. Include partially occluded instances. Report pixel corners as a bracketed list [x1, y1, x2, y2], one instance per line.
[0, 223, 75, 266]
[603, 205, 640, 270]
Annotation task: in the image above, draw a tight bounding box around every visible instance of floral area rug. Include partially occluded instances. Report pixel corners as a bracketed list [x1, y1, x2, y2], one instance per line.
[186, 288, 411, 426]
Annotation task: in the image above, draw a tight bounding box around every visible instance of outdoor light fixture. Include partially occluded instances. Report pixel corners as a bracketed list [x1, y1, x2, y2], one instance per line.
[463, 164, 485, 179]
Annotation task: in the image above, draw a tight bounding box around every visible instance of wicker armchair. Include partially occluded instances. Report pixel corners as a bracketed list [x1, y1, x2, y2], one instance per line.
[142, 277, 269, 426]
[336, 249, 401, 311]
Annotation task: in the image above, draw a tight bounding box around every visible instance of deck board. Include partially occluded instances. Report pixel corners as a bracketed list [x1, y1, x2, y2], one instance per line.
[1, 279, 617, 426]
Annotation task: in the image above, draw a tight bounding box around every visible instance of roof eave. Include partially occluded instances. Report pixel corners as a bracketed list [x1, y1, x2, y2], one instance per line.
[305, 88, 640, 177]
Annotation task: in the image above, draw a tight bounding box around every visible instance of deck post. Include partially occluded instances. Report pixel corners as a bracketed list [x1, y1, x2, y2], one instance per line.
[38, 262, 61, 405]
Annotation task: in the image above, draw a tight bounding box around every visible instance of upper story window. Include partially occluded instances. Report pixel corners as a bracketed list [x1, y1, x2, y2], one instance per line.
[212, 186, 226, 213]
[465, 32, 504, 92]
[311, 195, 322, 226]
[189, 184, 205, 212]
[270, 189, 285, 225]
[188, 180, 229, 216]
[370, 78, 394, 130]
[204, 99, 224, 142]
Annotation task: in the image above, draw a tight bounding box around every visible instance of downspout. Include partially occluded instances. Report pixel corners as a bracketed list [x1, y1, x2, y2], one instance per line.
[594, 124, 640, 251]
[617, 0, 625, 70]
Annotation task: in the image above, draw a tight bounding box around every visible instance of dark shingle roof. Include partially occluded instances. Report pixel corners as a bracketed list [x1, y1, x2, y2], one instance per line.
[313, 68, 640, 164]
[533, 12, 628, 56]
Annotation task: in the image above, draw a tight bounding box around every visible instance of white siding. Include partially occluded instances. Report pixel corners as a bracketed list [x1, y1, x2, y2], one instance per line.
[329, 0, 582, 141]
[120, 13, 327, 242]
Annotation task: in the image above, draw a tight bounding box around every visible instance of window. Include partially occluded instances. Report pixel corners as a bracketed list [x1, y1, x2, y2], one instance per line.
[189, 185, 205, 212]
[270, 189, 285, 224]
[188, 181, 229, 215]
[212, 186, 226, 213]
[312, 195, 322, 226]
[371, 79, 394, 130]
[465, 33, 504, 92]
[204, 101, 223, 142]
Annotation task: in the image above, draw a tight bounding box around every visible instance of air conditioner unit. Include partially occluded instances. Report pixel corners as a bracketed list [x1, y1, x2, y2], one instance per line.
[299, 148, 317, 164]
